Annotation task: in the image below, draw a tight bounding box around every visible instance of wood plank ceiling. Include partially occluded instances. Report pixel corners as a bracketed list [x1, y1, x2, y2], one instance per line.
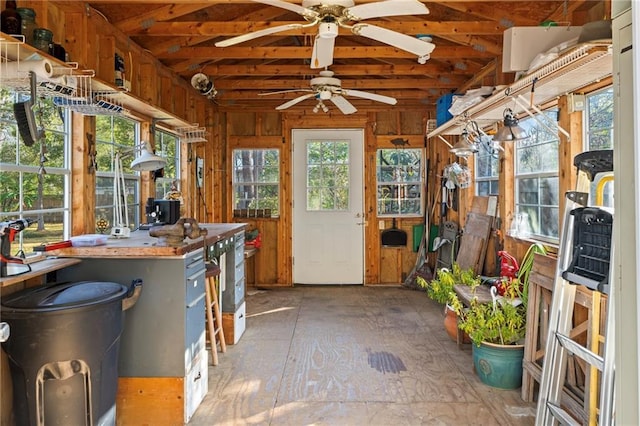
[79, 1, 602, 113]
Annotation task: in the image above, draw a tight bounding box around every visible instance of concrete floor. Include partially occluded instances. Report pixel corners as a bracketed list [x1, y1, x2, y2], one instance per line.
[189, 286, 536, 425]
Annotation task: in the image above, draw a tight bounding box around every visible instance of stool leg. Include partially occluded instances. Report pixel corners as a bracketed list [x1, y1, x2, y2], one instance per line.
[212, 276, 226, 353]
[205, 276, 219, 366]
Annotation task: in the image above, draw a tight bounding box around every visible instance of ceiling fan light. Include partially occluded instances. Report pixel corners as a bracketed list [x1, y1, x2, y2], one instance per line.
[319, 22, 338, 39]
[319, 90, 332, 100]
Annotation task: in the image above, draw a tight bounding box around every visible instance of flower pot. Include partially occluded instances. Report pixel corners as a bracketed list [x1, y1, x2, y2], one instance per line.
[443, 305, 470, 344]
[472, 341, 524, 389]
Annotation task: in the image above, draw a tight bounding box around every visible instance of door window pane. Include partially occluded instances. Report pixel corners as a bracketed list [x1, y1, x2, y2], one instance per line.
[306, 141, 349, 211]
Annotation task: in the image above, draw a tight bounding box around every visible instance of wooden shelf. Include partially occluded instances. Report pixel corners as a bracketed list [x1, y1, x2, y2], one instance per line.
[428, 41, 613, 138]
[0, 33, 190, 129]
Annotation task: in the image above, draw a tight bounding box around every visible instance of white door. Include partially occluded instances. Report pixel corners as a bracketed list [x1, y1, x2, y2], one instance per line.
[292, 129, 364, 284]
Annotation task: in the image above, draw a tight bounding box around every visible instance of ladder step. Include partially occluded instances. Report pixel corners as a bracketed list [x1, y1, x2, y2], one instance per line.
[555, 333, 604, 371]
[547, 403, 581, 426]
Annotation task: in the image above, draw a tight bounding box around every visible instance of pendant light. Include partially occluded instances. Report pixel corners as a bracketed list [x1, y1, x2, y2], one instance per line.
[130, 141, 167, 172]
[493, 108, 528, 142]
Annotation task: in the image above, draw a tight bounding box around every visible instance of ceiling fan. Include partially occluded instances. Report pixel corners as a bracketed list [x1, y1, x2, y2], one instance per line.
[214, 0, 436, 68]
[259, 70, 397, 114]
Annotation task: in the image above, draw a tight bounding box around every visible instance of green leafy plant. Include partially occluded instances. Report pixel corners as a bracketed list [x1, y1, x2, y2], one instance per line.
[417, 263, 480, 305]
[456, 278, 527, 346]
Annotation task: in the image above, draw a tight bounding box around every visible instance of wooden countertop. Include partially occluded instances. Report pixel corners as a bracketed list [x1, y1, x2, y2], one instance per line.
[48, 223, 246, 259]
[1, 257, 82, 288]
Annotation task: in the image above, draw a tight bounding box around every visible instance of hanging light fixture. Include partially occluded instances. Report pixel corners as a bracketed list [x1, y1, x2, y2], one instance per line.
[449, 128, 478, 158]
[130, 141, 167, 172]
[493, 108, 528, 142]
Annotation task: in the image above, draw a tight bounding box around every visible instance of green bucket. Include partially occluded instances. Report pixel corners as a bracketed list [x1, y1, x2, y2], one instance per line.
[472, 342, 524, 389]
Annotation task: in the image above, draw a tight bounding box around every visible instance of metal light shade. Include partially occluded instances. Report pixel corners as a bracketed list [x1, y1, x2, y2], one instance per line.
[450, 132, 478, 158]
[130, 143, 166, 171]
[493, 108, 528, 142]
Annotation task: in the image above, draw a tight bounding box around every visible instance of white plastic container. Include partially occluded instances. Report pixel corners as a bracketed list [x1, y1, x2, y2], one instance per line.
[70, 234, 108, 247]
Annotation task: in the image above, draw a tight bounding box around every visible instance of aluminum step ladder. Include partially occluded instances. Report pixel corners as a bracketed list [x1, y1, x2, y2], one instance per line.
[536, 150, 615, 426]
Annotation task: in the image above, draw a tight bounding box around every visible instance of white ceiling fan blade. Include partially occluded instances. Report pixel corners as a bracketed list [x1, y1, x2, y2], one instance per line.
[342, 89, 397, 105]
[259, 89, 313, 96]
[276, 93, 317, 110]
[330, 95, 357, 115]
[353, 24, 435, 57]
[311, 36, 335, 69]
[215, 23, 305, 47]
[252, 0, 319, 20]
[346, 0, 429, 20]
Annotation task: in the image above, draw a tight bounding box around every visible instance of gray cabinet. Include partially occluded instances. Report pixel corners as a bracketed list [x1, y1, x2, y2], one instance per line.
[222, 230, 245, 313]
[57, 249, 208, 422]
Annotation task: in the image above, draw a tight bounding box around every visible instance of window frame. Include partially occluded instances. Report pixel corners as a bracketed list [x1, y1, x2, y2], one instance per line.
[376, 147, 424, 218]
[94, 115, 141, 231]
[232, 148, 280, 217]
[0, 90, 72, 252]
[513, 108, 561, 244]
[154, 127, 180, 199]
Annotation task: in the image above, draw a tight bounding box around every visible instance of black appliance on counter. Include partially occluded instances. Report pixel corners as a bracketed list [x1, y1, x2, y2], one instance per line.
[139, 198, 180, 230]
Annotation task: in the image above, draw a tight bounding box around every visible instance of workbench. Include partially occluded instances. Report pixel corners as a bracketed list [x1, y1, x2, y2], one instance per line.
[49, 223, 246, 425]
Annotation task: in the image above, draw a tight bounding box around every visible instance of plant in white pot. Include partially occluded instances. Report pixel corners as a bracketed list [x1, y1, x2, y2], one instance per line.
[454, 277, 527, 389]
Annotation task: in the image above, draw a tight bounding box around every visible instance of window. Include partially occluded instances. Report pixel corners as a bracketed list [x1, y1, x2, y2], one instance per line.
[154, 129, 179, 199]
[475, 148, 499, 196]
[305, 141, 350, 211]
[585, 87, 614, 151]
[95, 116, 140, 230]
[376, 148, 423, 216]
[514, 108, 560, 242]
[232, 149, 279, 217]
[585, 87, 614, 208]
[0, 89, 71, 253]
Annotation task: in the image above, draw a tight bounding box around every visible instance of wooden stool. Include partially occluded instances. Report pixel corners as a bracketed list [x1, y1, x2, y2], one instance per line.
[205, 262, 226, 365]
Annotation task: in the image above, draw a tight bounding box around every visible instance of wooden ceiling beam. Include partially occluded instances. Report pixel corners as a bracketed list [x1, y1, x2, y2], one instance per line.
[214, 77, 465, 90]
[199, 63, 460, 76]
[157, 45, 494, 60]
[439, 2, 540, 26]
[438, 34, 502, 55]
[113, 4, 212, 33]
[135, 20, 505, 36]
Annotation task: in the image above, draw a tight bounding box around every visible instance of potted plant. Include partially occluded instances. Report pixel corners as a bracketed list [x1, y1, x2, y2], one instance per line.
[417, 263, 480, 342]
[453, 277, 527, 389]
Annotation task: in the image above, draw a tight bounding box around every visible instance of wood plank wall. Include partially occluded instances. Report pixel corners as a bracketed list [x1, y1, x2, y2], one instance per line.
[16, 1, 615, 286]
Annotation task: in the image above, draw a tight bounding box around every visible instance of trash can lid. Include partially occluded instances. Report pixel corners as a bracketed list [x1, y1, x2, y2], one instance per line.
[2, 281, 128, 312]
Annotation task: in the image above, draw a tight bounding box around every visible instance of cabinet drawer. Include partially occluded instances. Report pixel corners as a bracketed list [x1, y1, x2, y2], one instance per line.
[222, 301, 246, 345]
[185, 249, 205, 273]
[235, 260, 245, 281]
[185, 292, 206, 371]
[185, 266, 206, 306]
[234, 245, 245, 266]
[185, 349, 208, 424]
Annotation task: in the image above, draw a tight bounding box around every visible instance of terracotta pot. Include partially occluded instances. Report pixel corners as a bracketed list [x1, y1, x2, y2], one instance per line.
[443, 305, 471, 343]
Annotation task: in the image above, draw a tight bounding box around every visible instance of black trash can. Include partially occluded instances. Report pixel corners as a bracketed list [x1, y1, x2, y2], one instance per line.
[1, 280, 142, 426]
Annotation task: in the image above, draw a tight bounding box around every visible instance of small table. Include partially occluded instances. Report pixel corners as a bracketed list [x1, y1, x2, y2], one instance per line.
[453, 284, 494, 306]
